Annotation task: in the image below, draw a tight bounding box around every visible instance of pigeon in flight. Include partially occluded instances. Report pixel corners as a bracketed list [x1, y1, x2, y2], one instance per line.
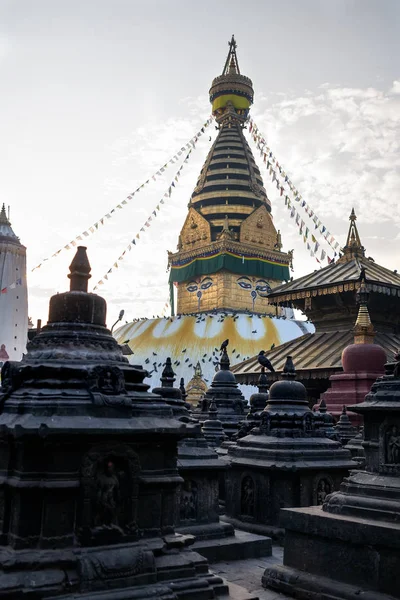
[257, 350, 275, 372]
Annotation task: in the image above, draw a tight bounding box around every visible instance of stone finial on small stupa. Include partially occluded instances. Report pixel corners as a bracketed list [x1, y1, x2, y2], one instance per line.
[208, 398, 218, 420]
[179, 377, 187, 402]
[160, 357, 176, 388]
[258, 368, 269, 395]
[282, 356, 296, 378]
[220, 339, 230, 370]
[319, 398, 327, 413]
[68, 246, 91, 292]
[335, 405, 356, 446]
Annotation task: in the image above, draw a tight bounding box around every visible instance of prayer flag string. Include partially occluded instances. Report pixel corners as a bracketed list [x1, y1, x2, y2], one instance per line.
[31, 117, 213, 273]
[248, 118, 338, 263]
[92, 146, 195, 291]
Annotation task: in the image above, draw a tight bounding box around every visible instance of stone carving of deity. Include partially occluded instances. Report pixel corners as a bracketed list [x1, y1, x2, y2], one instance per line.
[241, 476, 255, 517]
[179, 481, 198, 522]
[96, 461, 120, 526]
[387, 425, 400, 464]
[317, 479, 331, 505]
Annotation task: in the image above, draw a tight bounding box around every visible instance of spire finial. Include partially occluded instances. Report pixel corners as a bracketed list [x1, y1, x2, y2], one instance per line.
[282, 356, 296, 379]
[0, 203, 10, 225]
[340, 208, 365, 261]
[160, 357, 176, 388]
[68, 246, 91, 292]
[223, 35, 240, 75]
[353, 268, 375, 344]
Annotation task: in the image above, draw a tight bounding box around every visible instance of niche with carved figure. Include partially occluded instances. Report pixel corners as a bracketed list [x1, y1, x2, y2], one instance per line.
[79, 444, 140, 544]
[179, 480, 198, 523]
[312, 474, 334, 506]
[240, 475, 255, 517]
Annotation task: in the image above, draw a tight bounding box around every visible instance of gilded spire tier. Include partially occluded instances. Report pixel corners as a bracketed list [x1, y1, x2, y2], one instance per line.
[168, 37, 291, 316]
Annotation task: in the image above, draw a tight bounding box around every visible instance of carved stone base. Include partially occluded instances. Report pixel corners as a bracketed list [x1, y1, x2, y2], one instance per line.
[0, 535, 233, 599]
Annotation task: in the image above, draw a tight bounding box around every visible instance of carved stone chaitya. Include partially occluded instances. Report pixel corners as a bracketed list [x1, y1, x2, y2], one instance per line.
[263, 353, 400, 599]
[194, 347, 248, 438]
[223, 357, 354, 539]
[152, 362, 234, 544]
[0, 247, 233, 599]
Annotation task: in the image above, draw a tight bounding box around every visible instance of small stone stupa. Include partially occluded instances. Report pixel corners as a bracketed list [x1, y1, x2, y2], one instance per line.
[202, 399, 228, 448]
[198, 345, 248, 438]
[335, 405, 356, 445]
[152, 356, 188, 418]
[153, 361, 269, 562]
[263, 353, 400, 599]
[224, 357, 355, 539]
[0, 247, 233, 599]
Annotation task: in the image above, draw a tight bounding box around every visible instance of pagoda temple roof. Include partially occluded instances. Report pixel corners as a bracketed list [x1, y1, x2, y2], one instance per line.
[232, 329, 400, 385]
[268, 255, 400, 303]
[268, 209, 400, 303]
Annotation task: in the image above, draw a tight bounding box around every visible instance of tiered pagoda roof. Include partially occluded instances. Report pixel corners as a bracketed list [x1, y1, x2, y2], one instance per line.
[232, 210, 400, 397]
[190, 120, 272, 240]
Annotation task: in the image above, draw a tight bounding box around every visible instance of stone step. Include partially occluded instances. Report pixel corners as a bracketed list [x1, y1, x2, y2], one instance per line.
[191, 529, 272, 563]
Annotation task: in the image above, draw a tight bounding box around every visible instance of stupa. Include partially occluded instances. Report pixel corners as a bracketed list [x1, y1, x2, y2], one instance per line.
[0, 204, 28, 362]
[114, 36, 314, 394]
[317, 272, 386, 424]
[0, 247, 235, 599]
[186, 362, 208, 406]
[224, 357, 355, 539]
[263, 352, 400, 599]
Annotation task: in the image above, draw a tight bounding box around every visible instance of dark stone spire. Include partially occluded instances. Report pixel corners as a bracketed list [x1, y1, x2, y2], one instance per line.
[334, 405, 356, 445]
[68, 245, 91, 291]
[202, 398, 228, 447]
[179, 377, 188, 402]
[152, 358, 188, 417]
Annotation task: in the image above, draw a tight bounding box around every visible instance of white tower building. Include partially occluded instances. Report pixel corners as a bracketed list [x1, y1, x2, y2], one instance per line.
[0, 204, 28, 364]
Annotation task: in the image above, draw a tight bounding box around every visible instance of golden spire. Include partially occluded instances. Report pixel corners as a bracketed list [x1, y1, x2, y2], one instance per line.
[354, 270, 375, 344]
[340, 208, 365, 262]
[223, 35, 240, 75]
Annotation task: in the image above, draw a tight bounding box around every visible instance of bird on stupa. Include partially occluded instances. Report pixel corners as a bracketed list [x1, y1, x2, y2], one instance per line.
[257, 350, 275, 372]
[220, 339, 229, 352]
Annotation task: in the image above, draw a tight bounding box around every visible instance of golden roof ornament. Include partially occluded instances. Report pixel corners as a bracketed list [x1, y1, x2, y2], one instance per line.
[353, 269, 375, 344]
[339, 208, 365, 262]
[209, 35, 254, 127]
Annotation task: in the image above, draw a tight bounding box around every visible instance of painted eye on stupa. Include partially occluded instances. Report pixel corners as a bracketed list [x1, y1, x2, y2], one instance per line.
[237, 277, 252, 290]
[186, 282, 198, 293]
[255, 280, 271, 295]
[200, 277, 213, 290]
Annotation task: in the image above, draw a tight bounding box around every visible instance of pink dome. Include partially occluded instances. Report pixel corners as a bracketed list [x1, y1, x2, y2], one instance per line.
[342, 343, 386, 374]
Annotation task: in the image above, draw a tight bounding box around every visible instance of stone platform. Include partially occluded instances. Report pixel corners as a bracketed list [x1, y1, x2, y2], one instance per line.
[263, 506, 400, 600]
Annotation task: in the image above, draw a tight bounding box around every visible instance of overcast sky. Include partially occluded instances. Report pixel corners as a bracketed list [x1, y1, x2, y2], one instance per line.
[1, 0, 399, 327]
